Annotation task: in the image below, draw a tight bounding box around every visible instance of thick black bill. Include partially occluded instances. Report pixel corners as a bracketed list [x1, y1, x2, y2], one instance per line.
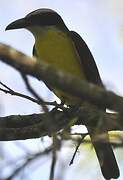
[5, 18, 27, 30]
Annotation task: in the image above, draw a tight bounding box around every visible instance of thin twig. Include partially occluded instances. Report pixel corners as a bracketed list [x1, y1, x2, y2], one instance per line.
[0, 82, 40, 105]
[21, 74, 61, 136]
[49, 135, 60, 180]
[21, 74, 48, 113]
[50, 148, 57, 180]
[0, 81, 65, 109]
[69, 134, 87, 165]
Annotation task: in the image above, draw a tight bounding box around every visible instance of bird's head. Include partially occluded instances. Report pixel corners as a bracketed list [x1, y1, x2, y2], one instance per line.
[5, 8, 67, 32]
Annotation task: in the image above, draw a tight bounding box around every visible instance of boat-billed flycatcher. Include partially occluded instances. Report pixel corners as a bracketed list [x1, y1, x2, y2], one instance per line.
[6, 8, 119, 179]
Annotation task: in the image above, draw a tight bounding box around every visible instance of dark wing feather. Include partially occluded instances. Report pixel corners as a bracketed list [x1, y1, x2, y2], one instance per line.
[70, 31, 103, 87]
[70, 31, 119, 179]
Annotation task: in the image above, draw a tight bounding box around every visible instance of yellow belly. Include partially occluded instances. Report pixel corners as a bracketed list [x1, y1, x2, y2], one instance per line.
[34, 27, 85, 104]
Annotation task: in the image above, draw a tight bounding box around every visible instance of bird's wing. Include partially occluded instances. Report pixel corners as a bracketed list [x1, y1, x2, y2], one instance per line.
[70, 31, 119, 179]
[70, 31, 103, 87]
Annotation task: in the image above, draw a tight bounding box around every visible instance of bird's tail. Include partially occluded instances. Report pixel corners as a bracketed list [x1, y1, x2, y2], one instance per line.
[88, 130, 119, 179]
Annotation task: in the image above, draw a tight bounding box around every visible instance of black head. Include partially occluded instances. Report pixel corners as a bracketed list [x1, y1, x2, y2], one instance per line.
[6, 8, 68, 31]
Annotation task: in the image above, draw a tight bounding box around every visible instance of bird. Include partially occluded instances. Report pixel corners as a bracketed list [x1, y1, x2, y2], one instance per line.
[5, 8, 120, 179]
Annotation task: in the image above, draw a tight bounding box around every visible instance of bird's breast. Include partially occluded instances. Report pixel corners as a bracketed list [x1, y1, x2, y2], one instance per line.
[34, 27, 85, 104]
[35, 27, 85, 78]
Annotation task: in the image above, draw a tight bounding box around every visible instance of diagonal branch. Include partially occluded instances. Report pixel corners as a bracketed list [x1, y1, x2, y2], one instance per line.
[0, 43, 123, 114]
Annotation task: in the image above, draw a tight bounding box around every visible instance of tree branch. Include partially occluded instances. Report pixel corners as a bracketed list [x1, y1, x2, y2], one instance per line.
[0, 106, 121, 141]
[0, 43, 123, 114]
[0, 43, 123, 142]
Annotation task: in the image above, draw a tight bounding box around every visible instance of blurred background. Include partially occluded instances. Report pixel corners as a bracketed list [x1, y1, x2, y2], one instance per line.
[0, 0, 123, 179]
